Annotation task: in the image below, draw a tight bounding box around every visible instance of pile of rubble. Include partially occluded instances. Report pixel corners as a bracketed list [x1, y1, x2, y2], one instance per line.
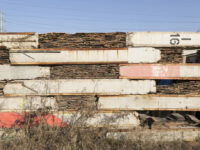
[0, 46, 9, 64]
[140, 113, 200, 129]
[157, 81, 200, 95]
[50, 64, 119, 79]
[39, 32, 126, 48]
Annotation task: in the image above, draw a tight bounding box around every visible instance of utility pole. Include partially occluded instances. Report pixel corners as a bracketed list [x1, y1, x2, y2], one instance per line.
[0, 11, 4, 32]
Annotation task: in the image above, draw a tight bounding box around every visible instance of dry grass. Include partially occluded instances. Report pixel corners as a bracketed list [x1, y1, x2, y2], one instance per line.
[0, 109, 200, 150]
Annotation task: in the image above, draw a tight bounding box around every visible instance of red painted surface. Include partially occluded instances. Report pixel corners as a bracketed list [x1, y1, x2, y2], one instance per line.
[33, 115, 69, 127]
[0, 112, 24, 128]
[0, 112, 69, 128]
[120, 64, 180, 79]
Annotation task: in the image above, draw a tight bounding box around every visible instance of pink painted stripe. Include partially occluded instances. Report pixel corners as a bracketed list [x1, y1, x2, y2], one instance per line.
[120, 64, 180, 79]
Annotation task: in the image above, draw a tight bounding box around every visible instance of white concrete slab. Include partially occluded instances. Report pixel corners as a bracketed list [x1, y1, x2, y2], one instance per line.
[180, 65, 200, 77]
[10, 47, 161, 64]
[10, 49, 128, 64]
[127, 32, 200, 47]
[55, 111, 140, 128]
[0, 111, 140, 129]
[182, 50, 199, 56]
[128, 47, 161, 63]
[0, 33, 38, 49]
[0, 96, 57, 110]
[98, 95, 200, 111]
[3, 79, 156, 96]
[0, 65, 50, 80]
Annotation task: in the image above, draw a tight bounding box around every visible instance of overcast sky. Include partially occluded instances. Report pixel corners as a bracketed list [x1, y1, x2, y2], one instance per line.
[0, 0, 200, 33]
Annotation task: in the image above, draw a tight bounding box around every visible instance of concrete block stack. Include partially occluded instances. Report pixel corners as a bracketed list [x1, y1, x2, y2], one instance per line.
[1, 32, 200, 140]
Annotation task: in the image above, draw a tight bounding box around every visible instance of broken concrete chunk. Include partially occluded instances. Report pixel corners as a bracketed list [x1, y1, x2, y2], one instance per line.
[185, 114, 200, 124]
[167, 113, 185, 121]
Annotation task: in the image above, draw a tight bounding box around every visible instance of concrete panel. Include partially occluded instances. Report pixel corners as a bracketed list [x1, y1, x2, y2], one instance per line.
[0, 96, 57, 110]
[109, 129, 200, 142]
[182, 50, 199, 56]
[98, 95, 200, 111]
[10, 49, 128, 64]
[3, 79, 156, 96]
[180, 66, 200, 77]
[128, 47, 161, 63]
[0, 65, 50, 80]
[120, 64, 200, 79]
[0, 111, 140, 128]
[55, 111, 140, 128]
[0, 33, 38, 49]
[10, 47, 161, 64]
[127, 32, 200, 47]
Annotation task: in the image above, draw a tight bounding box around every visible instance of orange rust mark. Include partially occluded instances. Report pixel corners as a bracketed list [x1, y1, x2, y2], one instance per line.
[27, 48, 128, 51]
[52, 110, 123, 114]
[4, 93, 122, 97]
[109, 128, 200, 132]
[11, 61, 128, 65]
[0, 32, 36, 35]
[120, 76, 200, 80]
[99, 108, 200, 111]
[0, 110, 129, 114]
[50, 93, 122, 96]
[0, 41, 36, 42]
[120, 63, 200, 66]
[67, 49, 73, 56]
[76, 50, 78, 60]
[5, 93, 200, 98]
[87, 49, 89, 57]
[117, 49, 119, 58]
[99, 94, 200, 97]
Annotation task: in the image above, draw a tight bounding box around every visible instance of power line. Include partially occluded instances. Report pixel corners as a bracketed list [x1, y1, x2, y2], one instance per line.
[0, 11, 4, 32]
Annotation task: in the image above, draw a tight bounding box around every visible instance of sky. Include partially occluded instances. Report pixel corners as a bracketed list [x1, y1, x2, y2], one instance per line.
[0, 0, 200, 33]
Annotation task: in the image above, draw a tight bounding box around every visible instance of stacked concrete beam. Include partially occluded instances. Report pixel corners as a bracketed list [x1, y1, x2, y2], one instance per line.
[0, 32, 38, 49]
[9, 47, 161, 64]
[1, 32, 200, 136]
[0, 65, 50, 80]
[105, 32, 200, 114]
[125, 32, 200, 96]
[3, 79, 156, 96]
[0, 33, 143, 128]
[120, 64, 200, 80]
[126, 32, 200, 47]
[98, 95, 200, 111]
